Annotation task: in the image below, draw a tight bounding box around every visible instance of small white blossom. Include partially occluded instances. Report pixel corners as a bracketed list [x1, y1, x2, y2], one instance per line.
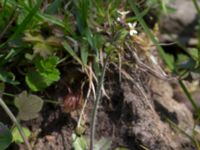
[128, 22, 138, 36]
[117, 17, 121, 22]
[117, 10, 130, 16]
[117, 10, 130, 22]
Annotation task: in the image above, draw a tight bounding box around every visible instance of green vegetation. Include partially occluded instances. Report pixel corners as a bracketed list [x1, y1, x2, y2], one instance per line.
[0, 0, 200, 149]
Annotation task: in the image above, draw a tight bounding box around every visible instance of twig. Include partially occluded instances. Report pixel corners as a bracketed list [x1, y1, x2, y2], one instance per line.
[135, 81, 154, 112]
[89, 55, 109, 150]
[77, 83, 91, 127]
[125, 42, 176, 81]
[0, 97, 32, 150]
[112, 63, 155, 112]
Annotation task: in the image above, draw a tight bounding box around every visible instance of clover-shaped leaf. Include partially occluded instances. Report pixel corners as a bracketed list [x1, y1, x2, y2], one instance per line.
[0, 123, 12, 150]
[14, 91, 44, 121]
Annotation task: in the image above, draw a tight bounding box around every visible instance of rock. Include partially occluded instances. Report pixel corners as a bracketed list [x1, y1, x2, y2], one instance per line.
[150, 78, 194, 135]
[160, 0, 200, 45]
[119, 76, 195, 150]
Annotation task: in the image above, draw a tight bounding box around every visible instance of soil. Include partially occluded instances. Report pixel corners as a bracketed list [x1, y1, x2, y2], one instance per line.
[160, 0, 200, 46]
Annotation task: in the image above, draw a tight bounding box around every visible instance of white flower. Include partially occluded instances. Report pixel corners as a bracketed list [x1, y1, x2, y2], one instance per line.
[117, 10, 130, 21]
[128, 22, 138, 36]
[117, 17, 121, 22]
[117, 10, 130, 16]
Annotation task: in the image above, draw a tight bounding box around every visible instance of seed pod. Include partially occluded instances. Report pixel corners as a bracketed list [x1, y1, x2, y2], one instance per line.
[63, 90, 83, 113]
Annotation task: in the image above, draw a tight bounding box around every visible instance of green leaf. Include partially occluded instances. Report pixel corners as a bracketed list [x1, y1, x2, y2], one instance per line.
[23, 32, 44, 43]
[14, 91, 44, 121]
[38, 14, 67, 29]
[26, 56, 60, 91]
[162, 53, 175, 70]
[33, 43, 53, 58]
[26, 70, 47, 91]
[177, 58, 196, 70]
[63, 41, 83, 65]
[85, 29, 94, 49]
[9, 0, 43, 41]
[35, 56, 59, 72]
[177, 54, 189, 63]
[0, 123, 12, 150]
[94, 138, 112, 150]
[0, 70, 19, 85]
[72, 133, 88, 150]
[26, 69, 60, 91]
[187, 48, 199, 60]
[12, 127, 31, 143]
[45, 0, 61, 14]
[74, 0, 90, 34]
[93, 60, 101, 77]
[80, 43, 89, 65]
[23, 32, 53, 58]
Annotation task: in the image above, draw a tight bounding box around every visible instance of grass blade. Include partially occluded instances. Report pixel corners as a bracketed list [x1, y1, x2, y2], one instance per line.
[9, 0, 43, 41]
[62, 41, 83, 65]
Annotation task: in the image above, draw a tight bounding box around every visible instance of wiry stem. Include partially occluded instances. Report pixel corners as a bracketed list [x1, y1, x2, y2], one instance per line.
[192, 0, 200, 14]
[0, 97, 32, 150]
[90, 55, 109, 150]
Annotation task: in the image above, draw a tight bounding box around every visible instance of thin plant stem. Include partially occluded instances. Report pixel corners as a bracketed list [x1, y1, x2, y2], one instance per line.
[179, 80, 200, 117]
[192, 0, 200, 62]
[0, 97, 32, 150]
[192, 0, 200, 14]
[0, 92, 15, 97]
[43, 99, 60, 105]
[167, 119, 195, 143]
[90, 55, 109, 150]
